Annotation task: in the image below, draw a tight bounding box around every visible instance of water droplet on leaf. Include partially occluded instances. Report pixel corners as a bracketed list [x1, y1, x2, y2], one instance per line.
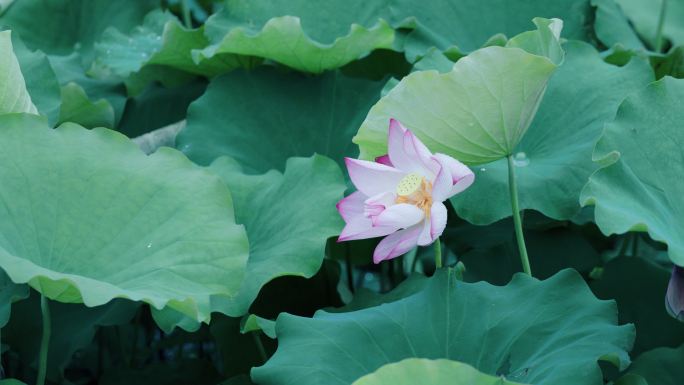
[513, 152, 530, 167]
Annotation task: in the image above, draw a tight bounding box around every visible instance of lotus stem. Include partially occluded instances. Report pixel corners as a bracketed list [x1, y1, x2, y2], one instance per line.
[434, 237, 443, 269]
[655, 0, 668, 52]
[507, 155, 532, 276]
[252, 332, 267, 363]
[181, 0, 192, 28]
[36, 295, 51, 385]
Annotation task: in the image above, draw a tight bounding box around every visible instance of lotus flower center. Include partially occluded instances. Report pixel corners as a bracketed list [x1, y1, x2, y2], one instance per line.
[395, 173, 433, 216]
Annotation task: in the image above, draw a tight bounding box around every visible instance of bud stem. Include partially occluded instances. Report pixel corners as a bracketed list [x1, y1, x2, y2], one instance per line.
[434, 237, 443, 269]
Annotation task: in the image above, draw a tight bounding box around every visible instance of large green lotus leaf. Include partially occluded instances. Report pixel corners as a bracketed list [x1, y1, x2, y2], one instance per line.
[500, 17, 564, 65]
[580, 77, 684, 265]
[3, 293, 138, 381]
[177, 68, 384, 172]
[202, 0, 592, 67]
[0, 113, 248, 325]
[618, 344, 684, 385]
[614, 0, 684, 48]
[10, 33, 61, 125]
[197, 0, 395, 73]
[0, 269, 28, 328]
[0, 0, 159, 55]
[207, 155, 345, 315]
[354, 42, 559, 164]
[353, 359, 526, 385]
[591, 0, 646, 50]
[0, 31, 37, 115]
[390, 0, 591, 57]
[204, 0, 389, 47]
[591, 257, 684, 355]
[47, 53, 127, 125]
[252, 269, 633, 385]
[57, 82, 115, 129]
[93, 10, 239, 83]
[449, 42, 653, 224]
[0, 0, 14, 15]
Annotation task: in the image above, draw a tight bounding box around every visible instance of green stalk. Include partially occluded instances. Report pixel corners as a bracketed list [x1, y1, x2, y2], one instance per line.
[36, 295, 51, 385]
[434, 238, 442, 269]
[181, 0, 192, 28]
[617, 235, 631, 256]
[507, 155, 532, 276]
[252, 332, 267, 363]
[410, 249, 420, 273]
[655, 0, 668, 52]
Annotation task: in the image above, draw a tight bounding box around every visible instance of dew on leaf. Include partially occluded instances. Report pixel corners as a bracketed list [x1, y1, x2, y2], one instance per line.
[513, 151, 530, 167]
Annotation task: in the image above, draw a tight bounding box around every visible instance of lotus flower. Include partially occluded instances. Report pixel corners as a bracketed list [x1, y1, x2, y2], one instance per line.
[337, 119, 474, 263]
[666, 265, 684, 322]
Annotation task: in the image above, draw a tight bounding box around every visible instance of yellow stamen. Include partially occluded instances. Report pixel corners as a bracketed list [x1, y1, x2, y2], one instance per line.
[396, 173, 422, 196]
[396, 175, 433, 217]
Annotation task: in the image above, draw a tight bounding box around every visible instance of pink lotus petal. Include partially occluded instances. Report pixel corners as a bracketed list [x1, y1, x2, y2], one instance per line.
[336, 191, 367, 222]
[386, 119, 438, 177]
[430, 202, 448, 241]
[363, 191, 394, 213]
[372, 203, 424, 229]
[417, 202, 447, 246]
[345, 157, 406, 197]
[375, 154, 393, 166]
[387, 119, 415, 172]
[430, 159, 454, 202]
[337, 191, 396, 241]
[337, 192, 396, 242]
[363, 191, 395, 220]
[373, 224, 423, 263]
[433, 153, 475, 196]
[338, 219, 396, 242]
[365, 192, 396, 206]
[403, 128, 439, 177]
